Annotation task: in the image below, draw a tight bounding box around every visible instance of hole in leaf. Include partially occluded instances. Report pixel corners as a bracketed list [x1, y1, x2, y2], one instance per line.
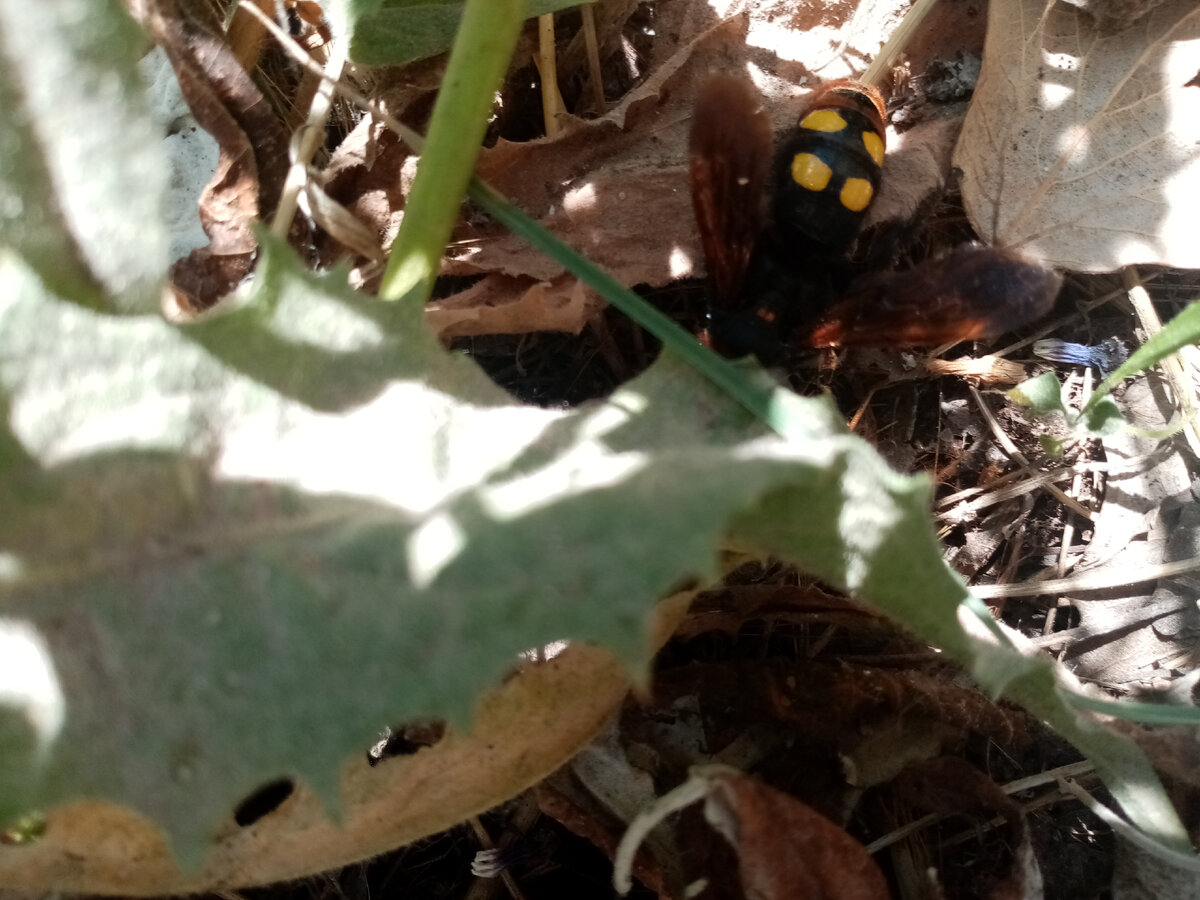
[367, 719, 447, 766]
[233, 778, 295, 826]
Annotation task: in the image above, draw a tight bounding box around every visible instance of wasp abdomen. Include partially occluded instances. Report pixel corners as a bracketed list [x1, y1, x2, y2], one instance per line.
[771, 80, 886, 255]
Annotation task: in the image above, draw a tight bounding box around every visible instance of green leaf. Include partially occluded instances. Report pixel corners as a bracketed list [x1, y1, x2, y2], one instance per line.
[0, 0, 167, 311]
[1039, 434, 1066, 458]
[731, 438, 1190, 853]
[1086, 296, 1200, 413]
[1080, 393, 1125, 436]
[1, 232, 1188, 872]
[0, 235, 935, 865]
[344, 0, 589, 67]
[1008, 371, 1068, 417]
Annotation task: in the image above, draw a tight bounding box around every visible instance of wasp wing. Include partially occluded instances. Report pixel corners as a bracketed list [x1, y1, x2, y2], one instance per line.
[689, 75, 774, 305]
[809, 245, 1061, 347]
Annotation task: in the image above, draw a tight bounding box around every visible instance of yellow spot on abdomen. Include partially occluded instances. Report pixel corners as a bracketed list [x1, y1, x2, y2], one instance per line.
[861, 131, 884, 166]
[792, 153, 832, 191]
[799, 109, 848, 133]
[840, 178, 874, 211]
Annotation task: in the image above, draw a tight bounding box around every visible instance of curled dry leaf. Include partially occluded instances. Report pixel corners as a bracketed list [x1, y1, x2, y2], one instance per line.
[614, 768, 889, 900]
[893, 758, 1042, 900]
[303, 179, 386, 263]
[956, 0, 1200, 271]
[703, 772, 889, 900]
[135, 0, 291, 308]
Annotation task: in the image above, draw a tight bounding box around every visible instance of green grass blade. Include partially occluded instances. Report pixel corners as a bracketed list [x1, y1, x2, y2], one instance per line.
[1084, 297, 1200, 414]
[467, 179, 813, 438]
[1065, 691, 1200, 726]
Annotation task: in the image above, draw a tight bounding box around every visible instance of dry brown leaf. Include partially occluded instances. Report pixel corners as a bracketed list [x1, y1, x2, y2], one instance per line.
[956, 0, 1200, 271]
[426, 274, 599, 338]
[613, 767, 889, 899]
[322, 122, 413, 265]
[303, 179, 386, 262]
[704, 770, 890, 900]
[893, 758, 1042, 900]
[136, 0, 292, 308]
[450, 14, 755, 288]
[1060, 0, 1177, 31]
[537, 780, 669, 897]
[227, 0, 273, 73]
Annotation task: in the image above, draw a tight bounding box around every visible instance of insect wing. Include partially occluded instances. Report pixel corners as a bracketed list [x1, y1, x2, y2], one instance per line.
[689, 75, 774, 304]
[809, 245, 1062, 347]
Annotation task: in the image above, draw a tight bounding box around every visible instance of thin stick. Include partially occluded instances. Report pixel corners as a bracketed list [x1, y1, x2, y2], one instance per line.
[970, 553, 1200, 599]
[272, 41, 345, 239]
[580, 3, 606, 111]
[938, 467, 1072, 522]
[969, 385, 1094, 520]
[1046, 372, 1090, 634]
[538, 13, 562, 136]
[937, 452, 1162, 513]
[861, 0, 940, 85]
[236, 0, 425, 152]
[1124, 266, 1200, 458]
[865, 759, 1096, 853]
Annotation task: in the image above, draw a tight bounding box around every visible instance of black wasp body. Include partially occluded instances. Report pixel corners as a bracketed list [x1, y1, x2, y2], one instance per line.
[688, 74, 1060, 360]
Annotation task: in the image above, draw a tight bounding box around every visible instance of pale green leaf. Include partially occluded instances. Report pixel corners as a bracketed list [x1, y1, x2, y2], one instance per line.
[1080, 394, 1125, 436]
[1039, 434, 1067, 458]
[1009, 371, 1068, 417]
[0, 0, 167, 311]
[0, 232, 1188, 871]
[343, 0, 590, 66]
[0, 235, 921, 864]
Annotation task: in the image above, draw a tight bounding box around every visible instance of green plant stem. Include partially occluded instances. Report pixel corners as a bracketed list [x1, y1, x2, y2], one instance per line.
[467, 179, 795, 436]
[379, 0, 527, 303]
